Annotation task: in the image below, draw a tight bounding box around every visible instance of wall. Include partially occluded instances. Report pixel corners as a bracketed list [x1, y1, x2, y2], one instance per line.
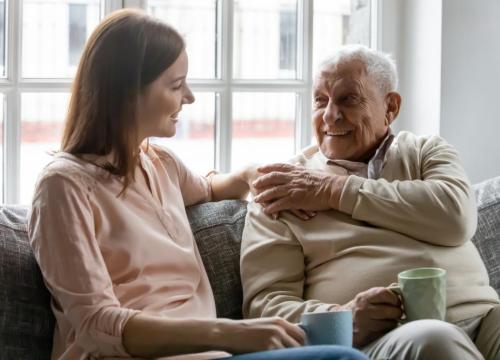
[378, 0, 442, 136]
[441, 0, 500, 183]
[379, 0, 500, 183]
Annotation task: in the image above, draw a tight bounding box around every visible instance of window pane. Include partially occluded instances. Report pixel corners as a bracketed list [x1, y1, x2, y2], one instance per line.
[0, 94, 3, 203]
[20, 93, 68, 204]
[313, 0, 371, 72]
[232, 92, 295, 170]
[22, 0, 101, 78]
[234, 0, 297, 79]
[0, 0, 6, 77]
[150, 92, 215, 175]
[148, 0, 217, 79]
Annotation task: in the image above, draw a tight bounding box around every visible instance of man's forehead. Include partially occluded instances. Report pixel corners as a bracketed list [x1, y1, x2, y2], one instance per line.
[314, 60, 367, 90]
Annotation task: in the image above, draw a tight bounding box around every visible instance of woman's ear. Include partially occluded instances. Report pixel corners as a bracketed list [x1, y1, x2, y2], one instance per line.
[385, 92, 402, 125]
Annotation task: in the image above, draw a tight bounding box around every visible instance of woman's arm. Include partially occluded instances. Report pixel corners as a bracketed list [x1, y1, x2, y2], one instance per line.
[29, 173, 140, 358]
[123, 313, 305, 358]
[210, 165, 257, 201]
[31, 170, 305, 358]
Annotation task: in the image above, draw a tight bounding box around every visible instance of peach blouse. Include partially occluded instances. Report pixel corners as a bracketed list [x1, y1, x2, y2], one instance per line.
[28, 144, 226, 360]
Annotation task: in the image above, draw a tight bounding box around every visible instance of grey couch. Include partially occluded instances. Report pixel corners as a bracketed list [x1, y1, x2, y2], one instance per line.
[1, 177, 499, 359]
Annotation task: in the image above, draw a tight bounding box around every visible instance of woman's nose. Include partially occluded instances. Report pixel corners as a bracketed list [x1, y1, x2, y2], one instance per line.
[183, 86, 195, 104]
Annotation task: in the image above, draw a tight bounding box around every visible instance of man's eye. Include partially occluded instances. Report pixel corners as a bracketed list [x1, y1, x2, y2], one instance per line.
[343, 95, 359, 103]
[314, 97, 327, 105]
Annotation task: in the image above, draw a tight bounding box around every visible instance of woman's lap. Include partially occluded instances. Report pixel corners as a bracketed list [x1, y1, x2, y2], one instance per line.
[219, 345, 368, 360]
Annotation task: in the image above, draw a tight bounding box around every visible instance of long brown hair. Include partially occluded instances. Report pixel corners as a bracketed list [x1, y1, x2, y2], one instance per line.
[61, 9, 185, 194]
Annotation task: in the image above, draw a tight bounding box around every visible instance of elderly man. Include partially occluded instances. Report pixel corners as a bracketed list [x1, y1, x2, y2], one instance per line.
[240, 45, 500, 359]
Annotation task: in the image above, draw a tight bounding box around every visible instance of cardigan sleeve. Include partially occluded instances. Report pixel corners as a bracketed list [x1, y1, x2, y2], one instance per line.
[339, 135, 477, 247]
[28, 173, 140, 358]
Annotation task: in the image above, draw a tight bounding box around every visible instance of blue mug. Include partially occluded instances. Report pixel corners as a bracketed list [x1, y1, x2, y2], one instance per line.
[299, 311, 353, 346]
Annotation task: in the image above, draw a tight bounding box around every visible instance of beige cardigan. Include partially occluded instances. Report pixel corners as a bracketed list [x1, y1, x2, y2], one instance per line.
[241, 131, 499, 323]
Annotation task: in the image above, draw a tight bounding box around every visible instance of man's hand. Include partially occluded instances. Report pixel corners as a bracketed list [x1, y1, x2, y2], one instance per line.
[236, 163, 317, 221]
[252, 163, 348, 215]
[342, 287, 402, 348]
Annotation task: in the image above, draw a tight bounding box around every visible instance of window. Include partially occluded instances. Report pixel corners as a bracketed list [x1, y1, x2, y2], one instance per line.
[1, 0, 109, 204]
[69, 4, 88, 66]
[0, 0, 5, 77]
[279, 6, 296, 73]
[148, 0, 372, 175]
[1, 0, 372, 204]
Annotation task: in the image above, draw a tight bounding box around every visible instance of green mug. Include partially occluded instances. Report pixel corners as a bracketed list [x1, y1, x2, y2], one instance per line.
[389, 267, 447, 322]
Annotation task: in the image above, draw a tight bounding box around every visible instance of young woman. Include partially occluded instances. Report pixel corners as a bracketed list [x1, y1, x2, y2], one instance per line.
[28, 9, 367, 360]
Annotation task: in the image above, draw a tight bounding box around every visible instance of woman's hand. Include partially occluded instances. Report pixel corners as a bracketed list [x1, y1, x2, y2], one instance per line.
[235, 164, 317, 221]
[213, 317, 306, 354]
[237, 163, 261, 196]
[252, 163, 348, 216]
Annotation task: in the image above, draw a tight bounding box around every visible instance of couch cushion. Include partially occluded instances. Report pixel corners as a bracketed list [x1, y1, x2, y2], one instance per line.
[0, 206, 54, 359]
[187, 200, 247, 320]
[472, 176, 500, 295]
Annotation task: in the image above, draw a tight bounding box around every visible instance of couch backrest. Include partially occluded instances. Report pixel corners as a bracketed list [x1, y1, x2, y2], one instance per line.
[1, 178, 499, 358]
[0, 206, 53, 358]
[471, 177, 500, 293]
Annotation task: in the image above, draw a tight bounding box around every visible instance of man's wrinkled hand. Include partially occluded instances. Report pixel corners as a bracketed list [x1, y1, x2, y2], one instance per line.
[342, 287, 403, 348]
[252, 163, 348, 215]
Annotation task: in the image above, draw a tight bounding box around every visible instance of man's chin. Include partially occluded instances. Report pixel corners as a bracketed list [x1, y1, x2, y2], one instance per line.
[320, 148, 352, 161]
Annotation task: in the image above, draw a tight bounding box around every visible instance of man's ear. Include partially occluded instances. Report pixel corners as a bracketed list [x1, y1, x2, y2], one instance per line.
[384, 92, 402, 125]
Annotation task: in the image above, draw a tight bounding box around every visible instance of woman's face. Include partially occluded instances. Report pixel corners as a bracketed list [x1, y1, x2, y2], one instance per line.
[137, 50, 194, 141]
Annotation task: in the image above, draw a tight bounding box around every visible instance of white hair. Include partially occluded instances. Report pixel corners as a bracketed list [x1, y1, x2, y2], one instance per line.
[316, 45, 398, 94]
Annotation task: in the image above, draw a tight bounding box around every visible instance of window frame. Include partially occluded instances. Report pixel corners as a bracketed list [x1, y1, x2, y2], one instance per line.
[1, 0, 122, 204]
[1, 0, 376, 204]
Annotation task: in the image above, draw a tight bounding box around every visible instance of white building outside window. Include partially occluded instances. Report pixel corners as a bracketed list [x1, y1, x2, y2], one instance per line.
[0, 0, 372, 205]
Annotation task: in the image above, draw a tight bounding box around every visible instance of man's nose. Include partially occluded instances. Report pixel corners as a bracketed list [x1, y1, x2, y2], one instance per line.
[323, 100, 341, 124]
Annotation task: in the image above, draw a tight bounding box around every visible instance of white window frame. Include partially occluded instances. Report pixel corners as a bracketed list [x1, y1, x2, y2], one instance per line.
[2, 0, 376, 204]
[1, 0, 122, 204]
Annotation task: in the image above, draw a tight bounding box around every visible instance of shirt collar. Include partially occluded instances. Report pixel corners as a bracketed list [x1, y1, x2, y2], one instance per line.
[319, 128, 394, 179]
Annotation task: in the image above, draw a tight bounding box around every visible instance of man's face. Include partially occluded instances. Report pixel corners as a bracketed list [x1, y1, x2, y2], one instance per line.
[312, 60, 399, 162]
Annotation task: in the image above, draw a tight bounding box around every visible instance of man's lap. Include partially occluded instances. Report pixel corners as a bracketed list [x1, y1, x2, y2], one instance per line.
[474, 304, 500, 359]
[361, 319, 483, 360]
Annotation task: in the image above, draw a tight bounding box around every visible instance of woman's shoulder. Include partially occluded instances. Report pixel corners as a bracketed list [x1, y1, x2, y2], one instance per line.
[35, 152, 98, 191]
[144, 143, 185, 171]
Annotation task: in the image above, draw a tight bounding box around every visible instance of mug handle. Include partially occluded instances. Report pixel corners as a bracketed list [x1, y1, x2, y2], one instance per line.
[297, 323, 309, 345]
[387, 283, 407, 322]
[387, 283, 402, 296]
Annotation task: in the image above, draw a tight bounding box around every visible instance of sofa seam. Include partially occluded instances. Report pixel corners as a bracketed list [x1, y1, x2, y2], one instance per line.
[190, 212, 247, 236]
[478, 200, 500, 212]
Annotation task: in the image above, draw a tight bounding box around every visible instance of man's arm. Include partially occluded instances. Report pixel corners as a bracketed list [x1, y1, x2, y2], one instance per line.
[253, 136, 476, 247]
[338, 136, 476, 247]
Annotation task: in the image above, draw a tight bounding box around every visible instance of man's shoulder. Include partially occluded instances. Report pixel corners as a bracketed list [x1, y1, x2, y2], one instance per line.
[392, 131, 450, 155]
[395, 131, 446, 145]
